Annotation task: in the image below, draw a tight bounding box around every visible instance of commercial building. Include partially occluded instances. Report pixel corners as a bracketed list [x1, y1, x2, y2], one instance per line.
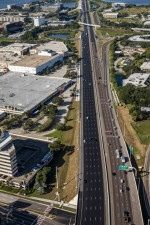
[42, 3, 63, 12]
[0, 15, 27, 23]
[7, 4, 16, 10]
[30, 41, 68, 55]
[34, 16, 45, 27]
[4, 21, 23, 33]
[8, 52, 63, 74]
[140, 62, 150, 71]
[0, 111, 6, 120]
[103, 13, 118, 19]
[144, 21, 150, 26]
[47, 20, 71, 26]
[0, 129, 18, 177]
[112, 2, 127, 7]
[0, 43, 37, 56]
[123, 73, 150, 88]
[129, 35, 150, 42]
[0, 71, 71, 112]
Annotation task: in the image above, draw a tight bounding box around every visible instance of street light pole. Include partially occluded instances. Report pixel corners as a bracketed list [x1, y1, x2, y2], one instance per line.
[129, 167, 137, 179]
[56, 166, 58, 189]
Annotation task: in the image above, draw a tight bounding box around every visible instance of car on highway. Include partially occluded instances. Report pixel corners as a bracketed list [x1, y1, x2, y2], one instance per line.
[120, 189, 123, 193]
[120, 179, 124, 184]
[112, 172, 116, 176]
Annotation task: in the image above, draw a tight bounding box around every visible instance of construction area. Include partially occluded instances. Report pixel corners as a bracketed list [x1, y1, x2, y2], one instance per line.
[0, 72, 71, 112]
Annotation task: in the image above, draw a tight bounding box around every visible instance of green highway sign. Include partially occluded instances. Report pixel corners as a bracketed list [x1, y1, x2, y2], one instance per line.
[119, 165, 128, 171]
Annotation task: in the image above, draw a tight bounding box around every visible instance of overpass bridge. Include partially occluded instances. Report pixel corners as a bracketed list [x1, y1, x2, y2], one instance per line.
[78, 21, 100, 27]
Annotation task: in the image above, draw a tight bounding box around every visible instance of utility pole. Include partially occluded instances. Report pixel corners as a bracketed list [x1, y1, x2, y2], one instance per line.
[56, 166, 58, 189]
[124, 123, 125, 137]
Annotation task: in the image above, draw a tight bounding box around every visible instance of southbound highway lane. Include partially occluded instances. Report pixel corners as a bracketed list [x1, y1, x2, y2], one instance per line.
[76, 0, 105, 224]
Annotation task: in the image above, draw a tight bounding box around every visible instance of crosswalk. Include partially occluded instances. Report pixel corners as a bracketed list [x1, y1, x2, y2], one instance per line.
[36, 205, 53, 225]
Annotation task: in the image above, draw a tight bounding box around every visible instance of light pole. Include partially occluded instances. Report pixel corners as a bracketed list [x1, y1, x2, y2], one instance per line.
[129, 167, 137, 179]
[148, 219, 150, 225]
[56, 166, 58, 189]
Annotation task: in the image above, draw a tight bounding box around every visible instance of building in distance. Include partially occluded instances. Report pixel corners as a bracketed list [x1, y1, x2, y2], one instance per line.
[42, 3, 63, 12]
[103, 13, 118, 19]
[0, 43, 37, 56]
[140, 62, 150, 72]
[112, 2, 127, 8]
[34, 16, 45, 27]
[4, 21, 23, 33]
[129, 35, 150, 42]
[7, 4, 16, 10]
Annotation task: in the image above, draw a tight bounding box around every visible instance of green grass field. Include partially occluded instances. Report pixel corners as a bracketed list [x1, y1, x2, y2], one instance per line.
[131, 121, 150, 145]
[45, 130, 62, 140]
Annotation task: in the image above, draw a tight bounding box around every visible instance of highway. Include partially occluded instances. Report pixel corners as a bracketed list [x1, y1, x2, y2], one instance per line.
[76, 0, 106, 224]
[77, 0, 144, 224]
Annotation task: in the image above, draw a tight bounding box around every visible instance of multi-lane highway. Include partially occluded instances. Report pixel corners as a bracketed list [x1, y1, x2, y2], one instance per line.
[76, 0, 105, 224]
[77, 0, 144, 224]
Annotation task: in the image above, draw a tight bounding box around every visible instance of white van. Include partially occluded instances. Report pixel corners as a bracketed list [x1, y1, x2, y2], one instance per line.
[121, 155, 125, 163]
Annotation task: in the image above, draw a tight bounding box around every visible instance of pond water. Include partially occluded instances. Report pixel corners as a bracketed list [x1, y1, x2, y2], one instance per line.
[50, 34, 70, 38]
[63, 2, 76, 8]
[115, 74, 123, 86]
[92, 4, 97, 8]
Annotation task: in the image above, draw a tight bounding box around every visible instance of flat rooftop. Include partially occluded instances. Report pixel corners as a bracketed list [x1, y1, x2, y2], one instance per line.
[129, 35, 150, 42]
[0, 72, 70, 112]
[11, 53, 59, 68]
[123, 73, 150, 87]
[36, 41, 68, 54]
[0, 43, 36, 52]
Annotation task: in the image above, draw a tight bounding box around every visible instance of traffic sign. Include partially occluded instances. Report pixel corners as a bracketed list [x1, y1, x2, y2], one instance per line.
[119, 165, 128, 170]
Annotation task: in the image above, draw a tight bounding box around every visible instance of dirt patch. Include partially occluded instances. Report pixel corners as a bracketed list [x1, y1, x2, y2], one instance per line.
[118, 106, 147, 166]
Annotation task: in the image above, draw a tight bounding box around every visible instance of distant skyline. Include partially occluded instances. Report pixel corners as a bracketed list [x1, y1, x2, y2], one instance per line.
[0, 0, 40, 9]
[102, 0, 150, 6]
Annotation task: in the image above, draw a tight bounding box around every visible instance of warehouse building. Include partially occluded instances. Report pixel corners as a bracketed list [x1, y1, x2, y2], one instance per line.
[0, 129, 18, 177]
[0, 43, 37, 56]
[8, 51, 63, 74]
[0, 71, 71, 112]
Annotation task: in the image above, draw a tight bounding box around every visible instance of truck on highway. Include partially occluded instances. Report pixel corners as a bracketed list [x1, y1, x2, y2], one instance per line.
[116, 149, 119, 158]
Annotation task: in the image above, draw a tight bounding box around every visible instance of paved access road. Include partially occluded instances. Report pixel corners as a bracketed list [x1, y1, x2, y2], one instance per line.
[76, 0, 105, 224]
[0, 192, 75, 225]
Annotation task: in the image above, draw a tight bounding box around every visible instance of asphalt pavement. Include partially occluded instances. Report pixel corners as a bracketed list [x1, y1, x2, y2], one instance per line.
[76, 0, 105, 224]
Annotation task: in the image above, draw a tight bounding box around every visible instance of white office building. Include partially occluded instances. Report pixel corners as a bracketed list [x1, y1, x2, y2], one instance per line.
[34, 16, 45, 27]
[123, 73, 150, 88]
[0, 129, 18, 177]
[112, 2, 127, 7]
[103, 13, 118, 19]
[140, 62, 150, 71]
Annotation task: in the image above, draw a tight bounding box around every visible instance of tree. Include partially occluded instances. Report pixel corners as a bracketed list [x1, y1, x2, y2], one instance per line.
[52, 97, 64, 106]
[48, 140, 64, 153]
[55, 123, 66, 131]
[23, 119, 33, 131]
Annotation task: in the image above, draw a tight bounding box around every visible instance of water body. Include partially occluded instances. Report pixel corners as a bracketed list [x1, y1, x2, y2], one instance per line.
[102, 0, 150, 6]
[0, 0, 39, 9]
[50, 34, 70, 38]
[63, 2, 76, 8]
[92, 3, 98, 8]
[115, 74, 123, 86]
